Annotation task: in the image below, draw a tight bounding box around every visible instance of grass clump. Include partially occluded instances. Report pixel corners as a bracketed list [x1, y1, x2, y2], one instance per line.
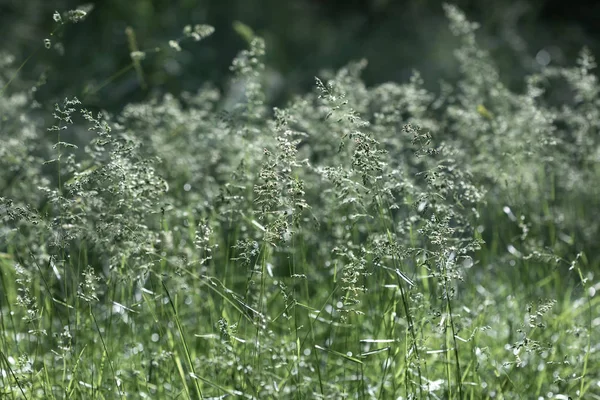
[1, 4, 598, 399]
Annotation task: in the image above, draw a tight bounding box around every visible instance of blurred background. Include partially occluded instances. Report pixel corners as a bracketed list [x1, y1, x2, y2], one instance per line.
[1, 0, 598, 111]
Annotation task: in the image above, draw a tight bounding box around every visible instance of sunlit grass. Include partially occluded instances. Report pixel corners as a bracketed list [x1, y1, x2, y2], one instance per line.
[1, 4, 598, 399]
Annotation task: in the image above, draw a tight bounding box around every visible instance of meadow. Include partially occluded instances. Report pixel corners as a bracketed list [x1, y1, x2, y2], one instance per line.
[0, 4, 598, 399]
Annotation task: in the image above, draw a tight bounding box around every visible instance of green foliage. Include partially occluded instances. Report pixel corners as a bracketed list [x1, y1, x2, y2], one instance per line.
[1, 4, 598, 399]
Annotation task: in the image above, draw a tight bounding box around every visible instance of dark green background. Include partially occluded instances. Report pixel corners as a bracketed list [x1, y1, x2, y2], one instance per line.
[1, 0, 598, 111]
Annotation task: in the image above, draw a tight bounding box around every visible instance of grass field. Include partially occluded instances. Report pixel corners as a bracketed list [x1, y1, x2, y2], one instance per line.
[1, 4, 598, 399]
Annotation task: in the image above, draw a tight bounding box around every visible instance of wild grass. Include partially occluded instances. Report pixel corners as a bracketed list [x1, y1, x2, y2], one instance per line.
[0, 4, 598, 399]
